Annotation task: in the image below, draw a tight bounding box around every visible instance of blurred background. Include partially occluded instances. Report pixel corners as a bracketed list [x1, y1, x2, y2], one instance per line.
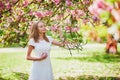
[0, 0, 120, 80]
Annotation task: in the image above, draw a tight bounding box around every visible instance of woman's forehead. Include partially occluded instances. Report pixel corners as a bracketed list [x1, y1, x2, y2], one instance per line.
[38, 22, 45, 26]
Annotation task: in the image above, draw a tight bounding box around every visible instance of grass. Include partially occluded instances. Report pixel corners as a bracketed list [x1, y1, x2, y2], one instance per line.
[0, 44, 120, 80]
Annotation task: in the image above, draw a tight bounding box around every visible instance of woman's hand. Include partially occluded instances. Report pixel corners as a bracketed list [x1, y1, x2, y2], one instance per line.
[40, 53, 48, 60]
[27, 45, 48, 61]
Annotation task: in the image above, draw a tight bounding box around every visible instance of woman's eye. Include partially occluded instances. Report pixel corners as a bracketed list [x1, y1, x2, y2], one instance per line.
[39, 26, 42, 28]
[38, 25, 45, 28]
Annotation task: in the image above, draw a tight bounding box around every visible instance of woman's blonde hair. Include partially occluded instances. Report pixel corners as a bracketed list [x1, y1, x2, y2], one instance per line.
[29, 21, 49, 42]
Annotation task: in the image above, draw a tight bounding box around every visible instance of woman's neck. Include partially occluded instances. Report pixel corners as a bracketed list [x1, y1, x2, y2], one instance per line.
[39, 34, 44, 40]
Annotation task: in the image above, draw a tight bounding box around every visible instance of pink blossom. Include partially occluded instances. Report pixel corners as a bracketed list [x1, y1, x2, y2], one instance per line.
[83, 0, 91, 4]
[57, 14, 64, 19]
[52, 0, 61, 5]
[44, 10, 53, 16]
[106, 6, 113, 12]
[82, 18, 89, 24]
[65, 19, 71, 25]
[6, 2, 11, 10]
[92, 16, 99, 22]
[0, 1, 5, 11]
[50, 26, 59, 31]
[52, 14, 64, 20]
[88, 4, 100, 18]
[93, 0, 113, 12]
[29, 10, 34, 16]
[71, 27, 80, 32]
[18, 10, 23, 16]
[77, 10, 85, 16]
[70, 10, 77, 15]
[34, 11, 44, 18]
[89, 0, 113, 19]
[23, 0, 29, 7]
[95, 0, 107, 9]
[70, 10, 77, 18]
[15, 16, 21, 22]
[66, 9, 71, 13]
[70, 10, 85, 19]
[66, 0, 73, 6]
[34, 11, 53, 18]
[65, 26, 71, 33]
[7, 17, 13, 23]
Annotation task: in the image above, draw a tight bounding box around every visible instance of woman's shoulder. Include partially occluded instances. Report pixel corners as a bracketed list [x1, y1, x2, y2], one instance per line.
[47, 36, 53, 39]
[47, 36, 52, 38]
[29, 38, 34, 41]
[28, 38, 35, 43]
[28, 38, 36, 46]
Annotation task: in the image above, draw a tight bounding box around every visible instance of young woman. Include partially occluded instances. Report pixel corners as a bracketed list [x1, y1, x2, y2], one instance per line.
[26, 21, 65, 80]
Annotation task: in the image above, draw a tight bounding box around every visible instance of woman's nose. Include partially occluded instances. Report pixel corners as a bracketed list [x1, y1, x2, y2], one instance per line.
[43, 27, 46, 30]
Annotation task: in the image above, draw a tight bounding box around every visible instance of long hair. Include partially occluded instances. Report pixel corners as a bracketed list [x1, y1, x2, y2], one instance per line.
[29, 21, 49, 43]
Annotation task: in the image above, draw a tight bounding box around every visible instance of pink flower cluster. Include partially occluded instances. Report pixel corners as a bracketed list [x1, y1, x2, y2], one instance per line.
[83, 0, 91, 5]
[52, 0, 74, 6]
[65, 26, 80, 33]
[50, 25, 60, 32]
[6, 2, 11, 10]
[89, 0, 113, 18]
[50, 25, 80, 33]
[0, 1, 5, 11]
[23, 0, 30, 7]
[67, 9, 85, 19]
[51, 0, 61, 5]
[66, 0, 73, 6]
[33, 10, 53, 18]
[52, 14, 64, 20]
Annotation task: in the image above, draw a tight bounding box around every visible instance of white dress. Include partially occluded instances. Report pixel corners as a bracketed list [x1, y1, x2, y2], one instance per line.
[28, 36, 54, 80]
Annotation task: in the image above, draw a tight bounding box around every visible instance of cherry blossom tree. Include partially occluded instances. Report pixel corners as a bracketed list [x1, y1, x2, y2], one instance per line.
[0, 0, 93, 49]
[1, 0, 119, 54]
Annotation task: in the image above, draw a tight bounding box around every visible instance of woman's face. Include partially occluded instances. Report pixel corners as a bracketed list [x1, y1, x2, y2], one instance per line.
[37, 22, 47, 34]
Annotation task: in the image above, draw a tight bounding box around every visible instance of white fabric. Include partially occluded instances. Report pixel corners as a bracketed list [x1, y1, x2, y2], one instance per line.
[107, 24, 120, 41]
[107, 25, 117, 35]
[28, 36, 54, 80]
[114, 32, 120, 41]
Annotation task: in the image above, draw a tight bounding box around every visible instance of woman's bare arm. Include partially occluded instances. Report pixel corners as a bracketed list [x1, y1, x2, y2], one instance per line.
[52, 27, 66, 47]
[26, 45, 47, 61]
[52, 40, 65, 47]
